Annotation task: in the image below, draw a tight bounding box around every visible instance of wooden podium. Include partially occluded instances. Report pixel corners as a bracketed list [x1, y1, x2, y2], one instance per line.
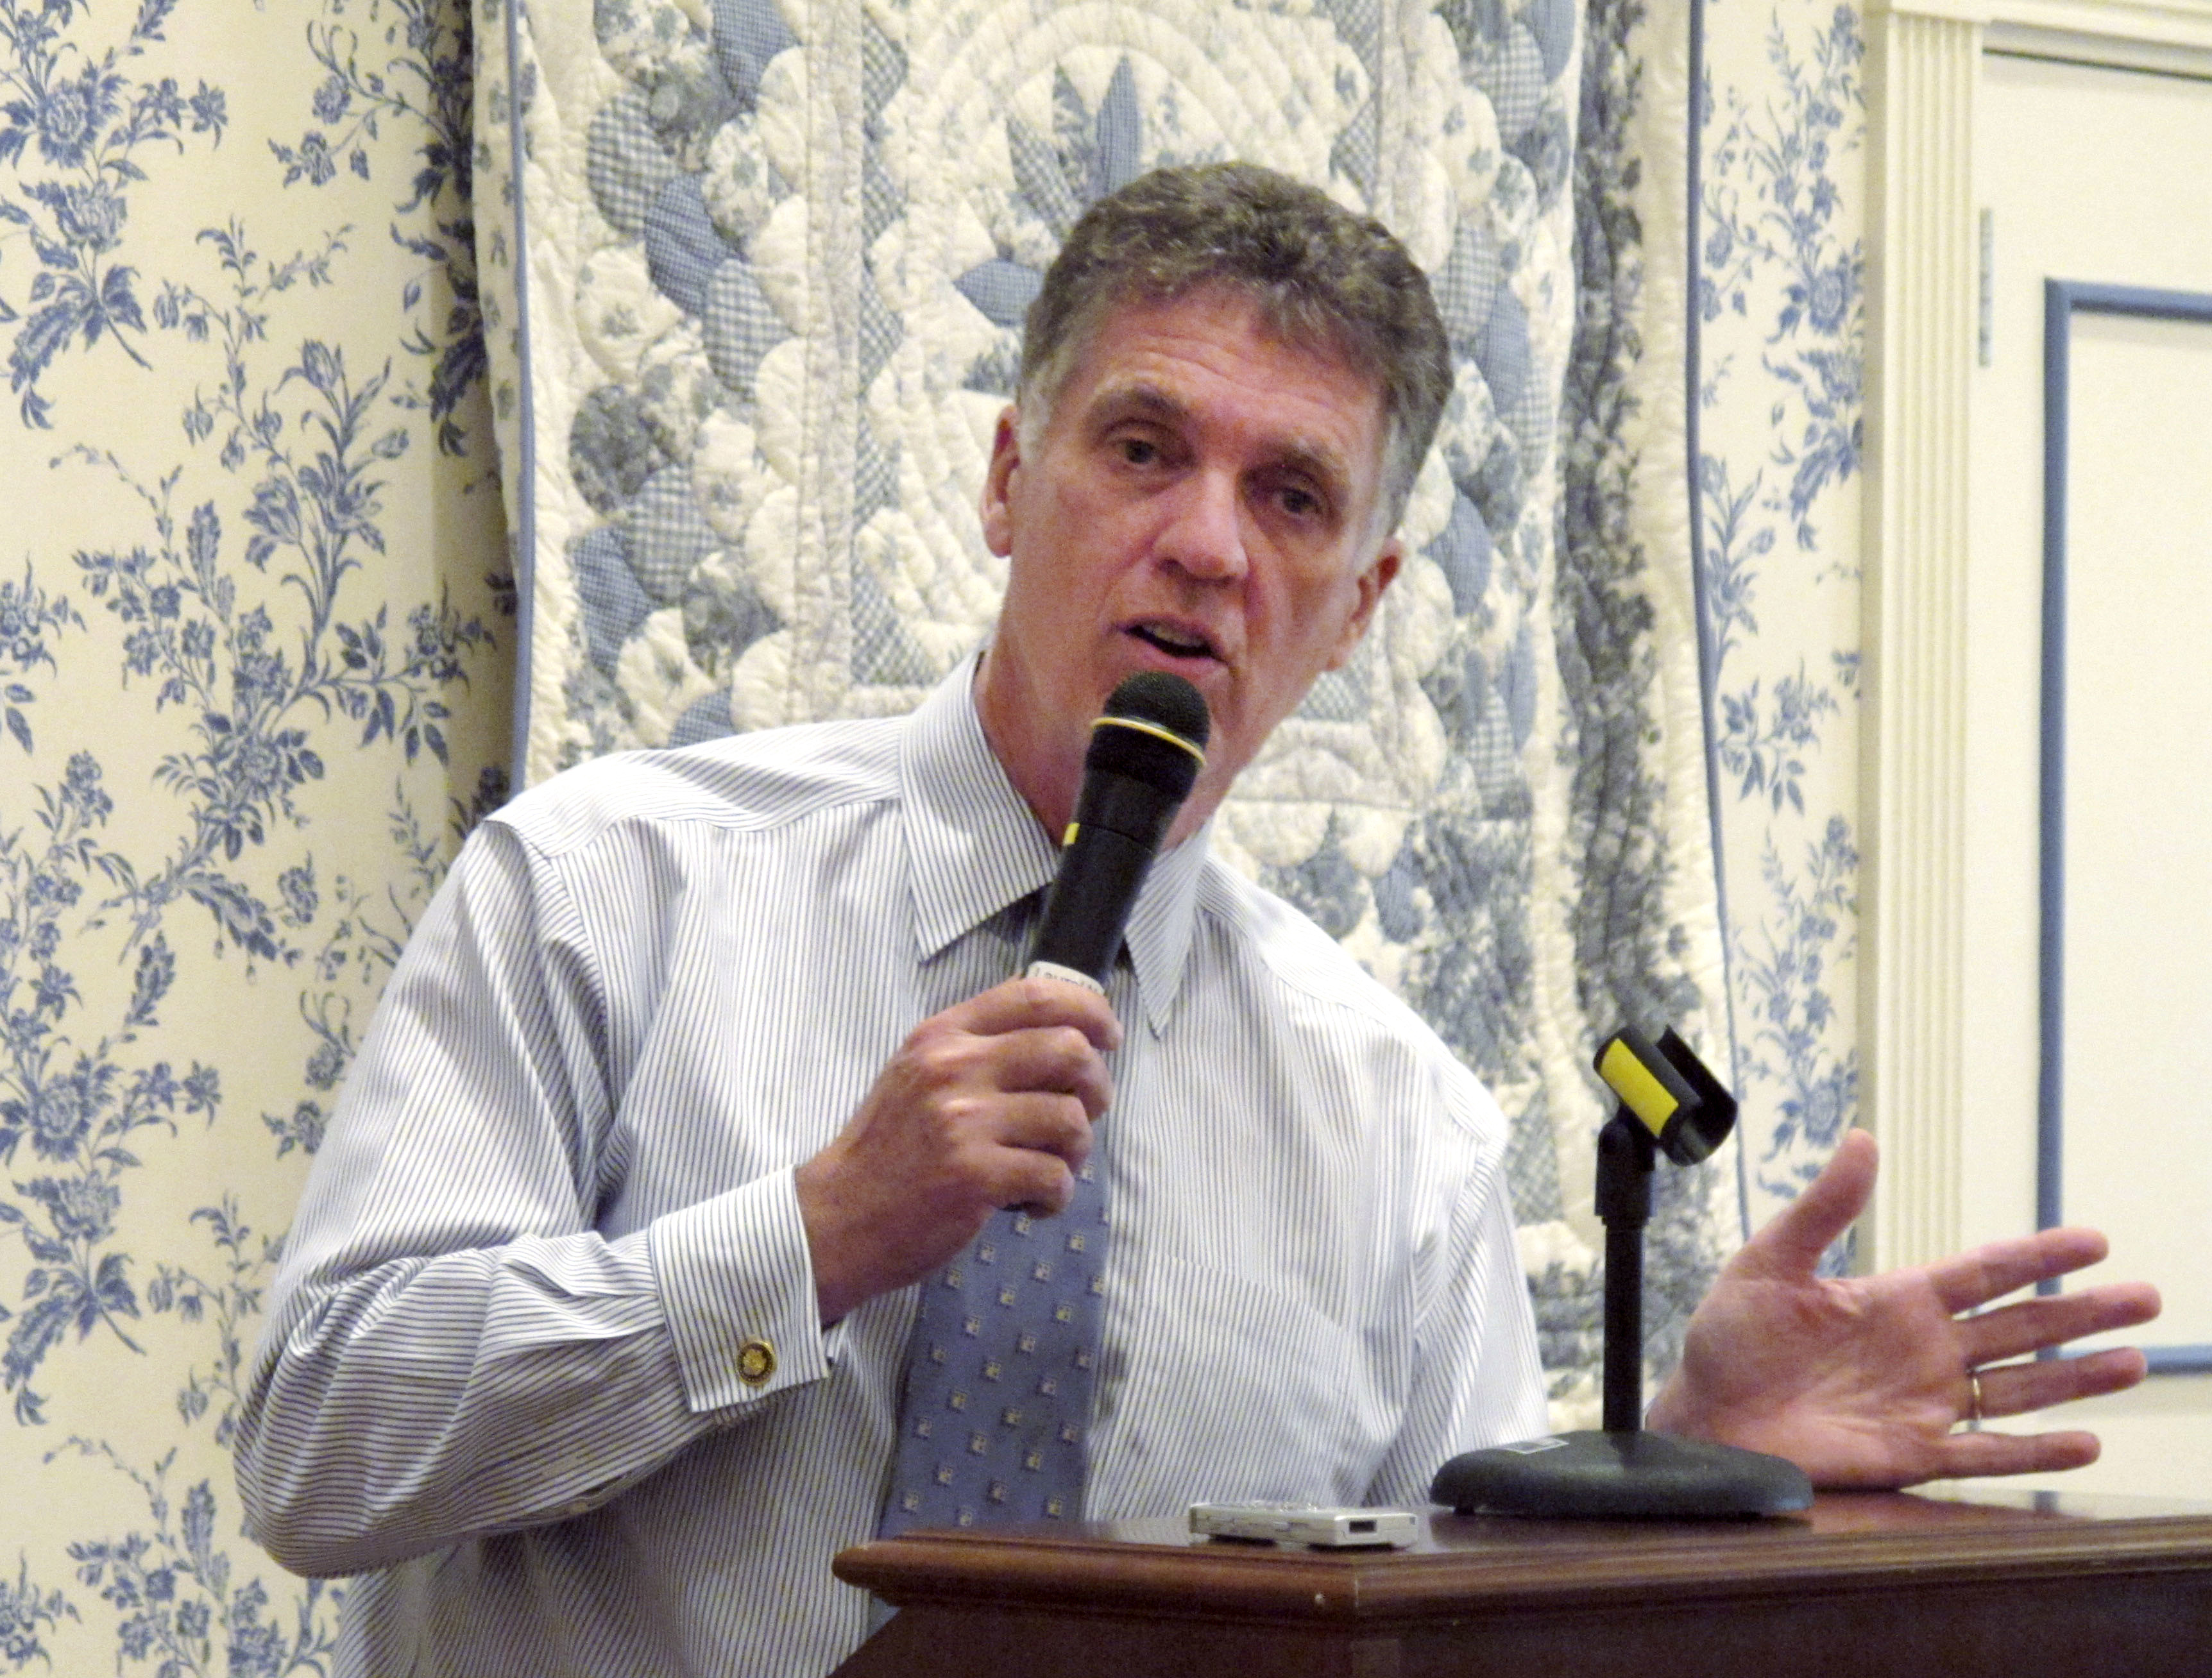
[831, 1489, 2212, 1677]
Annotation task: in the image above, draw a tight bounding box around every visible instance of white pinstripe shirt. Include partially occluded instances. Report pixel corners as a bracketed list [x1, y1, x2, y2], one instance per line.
[237, 659, 1546, 1677]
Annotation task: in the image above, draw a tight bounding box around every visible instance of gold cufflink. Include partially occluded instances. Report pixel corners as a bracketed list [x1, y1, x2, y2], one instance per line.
[736, 1337, 776, 1386]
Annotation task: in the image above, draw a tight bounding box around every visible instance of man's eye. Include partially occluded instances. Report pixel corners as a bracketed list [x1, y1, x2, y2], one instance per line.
[1276, 485, 1323, 520]
[1116, 436, 1159, 466]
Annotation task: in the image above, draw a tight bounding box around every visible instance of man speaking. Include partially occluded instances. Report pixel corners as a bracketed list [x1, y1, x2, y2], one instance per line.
[235, 163, 2157, 1676]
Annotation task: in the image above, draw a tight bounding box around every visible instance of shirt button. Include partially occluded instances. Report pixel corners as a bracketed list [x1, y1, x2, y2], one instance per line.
[737, 1337, 777, 1387]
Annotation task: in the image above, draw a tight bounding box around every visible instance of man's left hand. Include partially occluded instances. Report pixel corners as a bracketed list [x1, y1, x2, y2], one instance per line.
[1646, 1128, 2162, 1487]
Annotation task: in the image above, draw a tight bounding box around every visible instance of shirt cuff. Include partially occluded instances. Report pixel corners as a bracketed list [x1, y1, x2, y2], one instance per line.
[649, 1168, 828, 1414]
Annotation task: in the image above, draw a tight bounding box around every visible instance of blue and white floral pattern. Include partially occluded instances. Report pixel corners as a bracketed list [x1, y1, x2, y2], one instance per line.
[1698, 0, 1866, 1238]
[0, 0, 507, 1667]
[0, 0, 227, 430]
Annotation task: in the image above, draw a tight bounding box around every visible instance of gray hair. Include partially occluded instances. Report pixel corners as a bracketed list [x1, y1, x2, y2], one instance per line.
[1017, 162, 1451, 540]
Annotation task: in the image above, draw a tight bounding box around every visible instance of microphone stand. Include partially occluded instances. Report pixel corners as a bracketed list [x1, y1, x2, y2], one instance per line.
[1598, 1110, 1656, 1436]
[1431, 1028, 1813, 1519]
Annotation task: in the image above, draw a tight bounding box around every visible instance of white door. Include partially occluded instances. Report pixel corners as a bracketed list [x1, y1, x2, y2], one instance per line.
[1964, 46, 2212, 1496]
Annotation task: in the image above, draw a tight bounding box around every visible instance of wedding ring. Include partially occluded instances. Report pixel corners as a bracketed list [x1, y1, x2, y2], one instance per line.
[1967, 1366, 1986, 1426]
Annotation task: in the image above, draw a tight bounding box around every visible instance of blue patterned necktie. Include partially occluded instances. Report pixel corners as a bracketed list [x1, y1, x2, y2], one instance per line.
[877, 1162, 1109, 1534]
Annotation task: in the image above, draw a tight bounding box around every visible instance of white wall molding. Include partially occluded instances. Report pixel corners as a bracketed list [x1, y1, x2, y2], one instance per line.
[1888, 0, 2212, 50]
[1862, 0, 2212, 1269]
[1864, 3, 1980, 1271]
[1983, 23, 2212, 74]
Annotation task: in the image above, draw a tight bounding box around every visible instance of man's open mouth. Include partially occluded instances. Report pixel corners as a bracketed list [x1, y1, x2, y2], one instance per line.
[1128, 623, 1217, 660]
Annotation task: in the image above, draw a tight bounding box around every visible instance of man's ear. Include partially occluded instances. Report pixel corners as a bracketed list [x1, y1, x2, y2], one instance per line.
[1323, 538, 1402, 671]
[979, 405, 1022, 557]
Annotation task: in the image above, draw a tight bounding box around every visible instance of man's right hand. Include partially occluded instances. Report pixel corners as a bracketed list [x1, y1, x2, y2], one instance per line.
[793, 976, 1121, 1325]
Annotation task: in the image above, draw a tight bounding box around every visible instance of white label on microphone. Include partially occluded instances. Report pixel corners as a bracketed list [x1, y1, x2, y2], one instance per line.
[1025, 960, 1106, 995]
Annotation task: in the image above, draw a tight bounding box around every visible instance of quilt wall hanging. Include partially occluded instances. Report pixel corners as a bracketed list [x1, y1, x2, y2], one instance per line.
[474, 0, 1739, 1422]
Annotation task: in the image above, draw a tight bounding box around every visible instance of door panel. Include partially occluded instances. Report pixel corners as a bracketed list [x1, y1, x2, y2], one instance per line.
[1964, 49, 2212, 1496]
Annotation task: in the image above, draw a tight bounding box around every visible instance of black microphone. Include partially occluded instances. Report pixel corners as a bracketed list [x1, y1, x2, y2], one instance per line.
[1025, 672, 1211, 992]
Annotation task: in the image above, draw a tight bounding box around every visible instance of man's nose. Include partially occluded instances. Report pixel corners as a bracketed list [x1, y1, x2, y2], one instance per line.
[1154, 468, 1249, 582]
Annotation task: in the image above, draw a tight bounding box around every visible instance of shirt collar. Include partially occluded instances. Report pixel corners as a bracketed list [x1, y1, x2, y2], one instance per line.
[899, 653, 1211, 1037]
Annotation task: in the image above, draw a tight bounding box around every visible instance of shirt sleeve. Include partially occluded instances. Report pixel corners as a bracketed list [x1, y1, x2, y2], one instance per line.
[1362, 1069, 1551, 1507]
[234, 818, 834, 1577]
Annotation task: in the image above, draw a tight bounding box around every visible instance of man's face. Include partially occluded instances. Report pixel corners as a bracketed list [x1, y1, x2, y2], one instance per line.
[974, 287, 1402, 840]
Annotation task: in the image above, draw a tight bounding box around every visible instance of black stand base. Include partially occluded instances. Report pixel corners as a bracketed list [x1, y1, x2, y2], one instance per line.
[1430, 1430, 1812, 1520]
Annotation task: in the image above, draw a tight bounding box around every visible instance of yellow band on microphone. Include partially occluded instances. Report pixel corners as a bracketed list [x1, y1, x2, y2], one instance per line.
[1093, 714, 1206, 764]
[1597, 1037, 1680, 1140]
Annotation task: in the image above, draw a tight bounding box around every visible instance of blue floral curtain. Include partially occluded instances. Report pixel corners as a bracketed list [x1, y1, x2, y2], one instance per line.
[1696, 0, 1866, 1239]
[0, 0, 508, 1665]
